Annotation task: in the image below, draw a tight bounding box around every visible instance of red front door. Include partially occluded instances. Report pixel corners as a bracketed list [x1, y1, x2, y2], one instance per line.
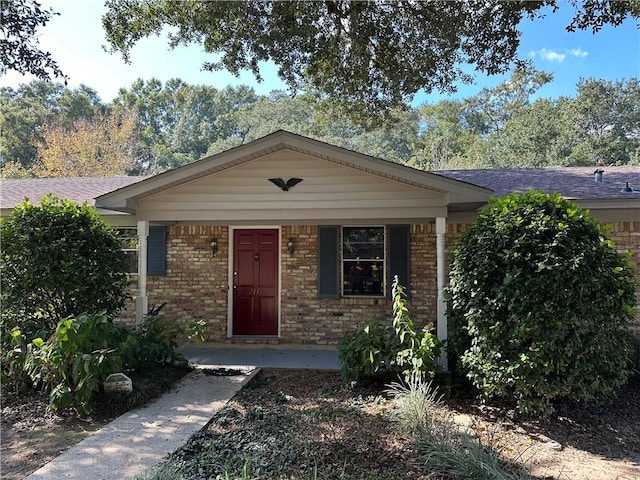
[232, 229, 279, 336]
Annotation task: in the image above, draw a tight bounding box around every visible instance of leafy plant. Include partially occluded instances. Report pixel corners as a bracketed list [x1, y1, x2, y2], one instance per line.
[338, 277, 441, 382]
[337, 318, 392, 381]
[0, 196, 130, 338]
[391, 277, 442, 379]
[128, 304, 206, 370]
[446, 190, 637, 416]
[22, 312, 130, 411]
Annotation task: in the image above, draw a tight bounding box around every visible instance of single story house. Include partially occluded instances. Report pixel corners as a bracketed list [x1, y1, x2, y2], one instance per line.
[1, 131, 639, 364]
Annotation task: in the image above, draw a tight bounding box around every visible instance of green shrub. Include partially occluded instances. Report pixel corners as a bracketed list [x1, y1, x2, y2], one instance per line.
[338, 277, 441, 382]
[337, 317, 392, 381]
[0, 196, 130, 338]
[128, 305, 206, 369]
[21, 312, 130, 411]
[446, 190, 636, 416]
[5, 306, 204, 412]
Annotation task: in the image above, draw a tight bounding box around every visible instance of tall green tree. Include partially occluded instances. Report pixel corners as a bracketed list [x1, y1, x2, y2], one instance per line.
[0, 81, 104, 170]
[462, 64, 553, 136]
[102, 0, 638, 125]
[114, 79, 259, 172]
[411, 100, 486, 170]
[483, 98, 567, 168]
[171, 85, 258, 161]
[206, 91, 419, 164]
[484, 77, 640, 167]
[563, 78, 640, 166]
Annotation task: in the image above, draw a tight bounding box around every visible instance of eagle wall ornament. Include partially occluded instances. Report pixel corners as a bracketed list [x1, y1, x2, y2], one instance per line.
[268, 178, 303, 191]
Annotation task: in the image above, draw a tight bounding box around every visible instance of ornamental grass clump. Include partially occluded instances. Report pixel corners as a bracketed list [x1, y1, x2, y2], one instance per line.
[446, 190, 636, 416]
[386, 373, 531, 479]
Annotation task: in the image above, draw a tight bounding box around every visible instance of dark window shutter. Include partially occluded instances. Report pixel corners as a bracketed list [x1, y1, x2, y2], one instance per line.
[388, 225, 410, 299]
[318, 225, 339, 298]
[147, 226, 167, 276]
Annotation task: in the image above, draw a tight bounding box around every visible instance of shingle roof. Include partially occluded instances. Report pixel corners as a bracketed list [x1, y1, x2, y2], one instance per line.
[434, 166, 640, 200]
[1, 166, 639, 213]
[0, 176, 147, 210]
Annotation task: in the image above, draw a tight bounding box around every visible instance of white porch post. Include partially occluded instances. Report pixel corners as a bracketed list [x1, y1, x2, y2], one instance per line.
[136, 220, 149, 322]
[435, 216, 448, 370]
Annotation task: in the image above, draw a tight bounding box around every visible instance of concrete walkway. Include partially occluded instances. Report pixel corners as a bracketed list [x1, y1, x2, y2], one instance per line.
[25, 345, 339, 480]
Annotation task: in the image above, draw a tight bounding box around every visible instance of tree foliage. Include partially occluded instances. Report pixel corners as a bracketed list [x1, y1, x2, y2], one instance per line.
[0, 0, 66, 80]
[101, 0, 639, 123]
[446, 191, 637, 416]
[0, 82, 105, 171]
[0, 196, 130, 336]
[2, 74, 639, 176]
[32, 109, 137, 177]
[113, 79, 259, 172]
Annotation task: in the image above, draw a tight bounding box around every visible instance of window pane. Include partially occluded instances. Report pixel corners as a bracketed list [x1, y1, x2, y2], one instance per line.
[117, 228, 139, 275]
[124, 250, 139, 275]
[342, 226, 384, 296]
[342, 227, 384, 259]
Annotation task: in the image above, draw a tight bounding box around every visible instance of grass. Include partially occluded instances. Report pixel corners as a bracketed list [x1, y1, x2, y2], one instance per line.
[137, 370, 535, 480]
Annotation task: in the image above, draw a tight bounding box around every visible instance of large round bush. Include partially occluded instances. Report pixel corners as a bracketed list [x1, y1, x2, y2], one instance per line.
[446, 190, 636, 415]
[1, 195, 130, 337]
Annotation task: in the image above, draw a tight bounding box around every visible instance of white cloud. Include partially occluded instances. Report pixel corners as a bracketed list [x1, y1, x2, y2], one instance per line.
[528, 47, 589, 64]
[569, 48, 588, 58]
[539, 48, 567, 63]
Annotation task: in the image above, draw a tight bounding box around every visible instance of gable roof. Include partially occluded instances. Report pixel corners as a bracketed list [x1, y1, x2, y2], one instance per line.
[94, 130, 492, 214]
[1, 132, 638, 220]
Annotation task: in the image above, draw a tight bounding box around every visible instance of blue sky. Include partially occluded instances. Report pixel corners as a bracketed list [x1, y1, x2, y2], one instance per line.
[1, 1, 638, 105]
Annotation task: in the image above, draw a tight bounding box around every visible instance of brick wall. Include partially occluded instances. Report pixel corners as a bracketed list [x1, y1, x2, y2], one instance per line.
[117, 220, 640, 342]
[607, 221, 640, 333]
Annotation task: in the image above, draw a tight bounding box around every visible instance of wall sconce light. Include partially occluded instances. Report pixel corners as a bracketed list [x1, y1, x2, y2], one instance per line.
[210, 238, 219, 257]
[287, 238, 295, 256]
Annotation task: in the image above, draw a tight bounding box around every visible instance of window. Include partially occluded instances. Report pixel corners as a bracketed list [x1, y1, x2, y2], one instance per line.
[317, 225, 408, 300]
[117, 227, 139, 275]
[342, 226, 385, 296]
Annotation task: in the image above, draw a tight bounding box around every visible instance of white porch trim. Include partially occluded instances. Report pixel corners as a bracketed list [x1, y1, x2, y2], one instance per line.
[436, 216, 448, 370]
[136, 220, 149, 321]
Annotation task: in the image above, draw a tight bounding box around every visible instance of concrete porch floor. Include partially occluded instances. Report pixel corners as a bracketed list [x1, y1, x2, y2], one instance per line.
[177, 343, 340, 370]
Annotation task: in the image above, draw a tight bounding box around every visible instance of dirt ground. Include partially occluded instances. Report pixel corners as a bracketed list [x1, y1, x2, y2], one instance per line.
[256, 369, 640, 480]
[2, 370, 639, 480]
[0, 366, 191, 480]
[0, 387, 116, 480]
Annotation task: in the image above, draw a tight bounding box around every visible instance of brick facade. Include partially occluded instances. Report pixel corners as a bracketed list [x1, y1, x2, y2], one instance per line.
[608, 221, 640, 333]
[118, 220, 640, 343]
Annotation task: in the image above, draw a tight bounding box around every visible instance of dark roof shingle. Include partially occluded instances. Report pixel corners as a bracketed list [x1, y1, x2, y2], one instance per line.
[0, 176, 147, 210]
[434, 166, 640, 200]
